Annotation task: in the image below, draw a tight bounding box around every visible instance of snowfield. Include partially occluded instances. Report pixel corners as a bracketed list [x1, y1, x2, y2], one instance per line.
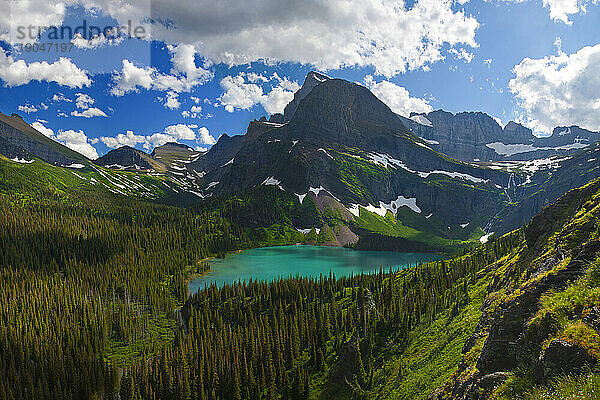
[351, 195, 421, 217]
[11, 157, 35, 164]
[262, 176, 284, 190]
[221, 158, 234, 167]
[366, 152, 490, 184]
[410, 114, 433, 127]
[486, 142, 588, 157]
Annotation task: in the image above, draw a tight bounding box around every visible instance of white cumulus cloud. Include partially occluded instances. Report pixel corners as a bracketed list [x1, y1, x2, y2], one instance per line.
[101, 124, 214, 150]
[71, 92, 108, 118]
[2, 0, 479, 79]
[162, 91, 181, 110]
[55, 129, 99, 159]
[32, 121, 54, 137]
[18, 104, 38, 113]
[218, 72, 300, 114]
[100, 130, 147, 148]
[0, 48, 91, 88]
[509, 43, 600, 133]
[363, 75, 433, 117]
[30, 120, 98, 158]
[502, 0, 598, 24]
[145, 0, 479, 77]
[71, 107, 108, 118]
[111, 45, 213, 96]
[198, 126, 217, 145]
[164, 123, 196, 140]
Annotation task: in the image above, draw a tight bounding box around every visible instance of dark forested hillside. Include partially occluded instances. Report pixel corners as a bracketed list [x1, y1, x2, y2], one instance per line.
[0, 176, 320, 398]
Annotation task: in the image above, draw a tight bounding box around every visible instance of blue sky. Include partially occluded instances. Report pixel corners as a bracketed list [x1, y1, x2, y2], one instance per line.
[0, 0, 599, 159]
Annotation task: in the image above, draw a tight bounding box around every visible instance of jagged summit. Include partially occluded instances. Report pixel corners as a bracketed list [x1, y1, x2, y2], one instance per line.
[283, 71, 331, 122]
[285, 77, 411, 146]
[400, 110, 598, 162]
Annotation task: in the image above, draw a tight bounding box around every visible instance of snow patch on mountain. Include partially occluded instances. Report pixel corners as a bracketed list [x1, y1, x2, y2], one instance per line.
[410, 114, 433, 127]
[262, 176, 284, 190]
[557, 127, 571, 136]
[11, 157, 35, 164]
[296, 193, 307, 204]
[360, 195, 421, 217]
[307, 186, 340, 201]
[189, 190, 209, 198]
[486, 142, 588, 156]
[347, 204, 360, 217]
[414, 141, 433, 151]
[317, 148, 334, 159]
[367, 152, 490, 184]
[296, 227, 321, 234]
[367, 152, 413, 172]
[480, 232, 494, 243]
[421, 170, 489, 184]
[421, 138, 440, 145]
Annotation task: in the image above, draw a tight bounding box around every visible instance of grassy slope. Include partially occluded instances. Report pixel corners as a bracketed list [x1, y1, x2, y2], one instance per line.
[445, 178, 600, 399]
[369, 269, 491, 400]
[331, 150, 492, 252]
[310, 178, 600, 400]
[0, 154, 169, 202]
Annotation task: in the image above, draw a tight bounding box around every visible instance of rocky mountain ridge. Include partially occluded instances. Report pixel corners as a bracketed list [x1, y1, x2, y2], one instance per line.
[0, 111, 88, 166]
[2, 71, 599, 250]
[401, 110, 598, 162]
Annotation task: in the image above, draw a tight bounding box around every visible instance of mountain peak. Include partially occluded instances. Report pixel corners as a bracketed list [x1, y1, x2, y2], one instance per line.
[283, 71, 331, 122]
[96, 145, 165, 172]
[503, 121, 528, 131]
[153, 142, 193, 152]
[283, 78, 412, 147]
[305, 71, 330, 84]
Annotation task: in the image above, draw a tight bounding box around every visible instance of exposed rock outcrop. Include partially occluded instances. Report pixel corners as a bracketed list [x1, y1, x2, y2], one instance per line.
[283, 71, 330, 122]
[538, 339, 596, 382]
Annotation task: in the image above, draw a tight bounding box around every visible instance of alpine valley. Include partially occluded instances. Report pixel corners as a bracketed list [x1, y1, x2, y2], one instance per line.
[2, 71, 600, 400]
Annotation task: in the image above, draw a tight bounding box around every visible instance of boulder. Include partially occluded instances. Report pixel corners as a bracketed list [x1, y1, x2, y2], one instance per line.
[538, 339, 596, 382]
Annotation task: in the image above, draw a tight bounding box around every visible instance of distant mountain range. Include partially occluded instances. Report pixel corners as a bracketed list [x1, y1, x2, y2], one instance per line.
[400, 111, 597, 162]
[1, 71, 599, 252]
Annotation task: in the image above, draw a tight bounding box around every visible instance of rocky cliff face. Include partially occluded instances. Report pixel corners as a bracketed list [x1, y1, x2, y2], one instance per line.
[187, 76, 515, 239]
[150, 142, 202, 169]
[400, 111, 598, 162]
[488, 141, 600, 234]
[187, 133, 245, 173]
[400, 111, 502, 162]
[0, 112, 88, 165]
[282, 71, 330, 122]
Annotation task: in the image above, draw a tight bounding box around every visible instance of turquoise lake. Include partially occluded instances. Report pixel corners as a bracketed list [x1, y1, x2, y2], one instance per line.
[188, 245, 440, 294]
